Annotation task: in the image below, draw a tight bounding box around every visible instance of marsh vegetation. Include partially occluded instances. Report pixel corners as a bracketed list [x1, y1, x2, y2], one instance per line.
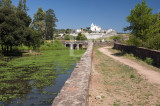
[0, 49, 85, 105]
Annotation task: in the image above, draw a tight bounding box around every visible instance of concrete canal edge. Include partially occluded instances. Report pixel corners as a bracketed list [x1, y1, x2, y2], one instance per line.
[52, 42, 93, 106]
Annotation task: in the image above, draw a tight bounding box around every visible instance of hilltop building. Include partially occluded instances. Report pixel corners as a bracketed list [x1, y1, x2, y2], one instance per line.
[90, 23, 102, 32]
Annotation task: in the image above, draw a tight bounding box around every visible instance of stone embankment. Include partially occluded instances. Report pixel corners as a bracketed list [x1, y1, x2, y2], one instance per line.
[114, 43, 160, 66]
[52, 42, 93, 106]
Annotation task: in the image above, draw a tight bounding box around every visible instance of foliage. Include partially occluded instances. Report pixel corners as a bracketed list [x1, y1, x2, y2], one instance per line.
[145, 57, 154, 65]
[144, 34, 160, 50]
[112, 36, 121, 40]
[45, 9, 58, 40]
[76, 33, 87, 40]
[124, 0, 160, 50]
[17, 0, 28, 12]
[25, 28, 43, 50]
[39, 40, 66, 50]
[33, 7, 46, 39]
[0, 0, 12, 8]
[64, 35, 75, 40]
[0, 7, 31, 52]
[65, 28, 72, 34]
[124, 0, 154, 42]
[127, 35, 142, 47]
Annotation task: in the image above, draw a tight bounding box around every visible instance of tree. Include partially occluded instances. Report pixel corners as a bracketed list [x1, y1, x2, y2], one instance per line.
[124, 0, 153, 42]
[0, 7, 26, 52]
[1, 0, 12, 8]
[65, 28, 72, 34]
[45, 9, 58, 40]
[25, 28, 42, 50]
[0, 0, 2, 7]
[86, 27, 90, 31]
[17, 0, 28, 13]
[16, 10, 31, 27]
[33, 7, 46, 39]
[76, 33, 87, 40]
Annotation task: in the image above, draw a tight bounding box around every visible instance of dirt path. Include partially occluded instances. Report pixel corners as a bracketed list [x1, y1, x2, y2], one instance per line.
[99, 47, 160, 87]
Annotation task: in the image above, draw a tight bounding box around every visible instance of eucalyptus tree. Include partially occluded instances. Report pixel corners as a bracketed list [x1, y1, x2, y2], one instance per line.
[17, 0, 28, 13]
[45, 9, 58, 40]
[33, 7, 46, 39]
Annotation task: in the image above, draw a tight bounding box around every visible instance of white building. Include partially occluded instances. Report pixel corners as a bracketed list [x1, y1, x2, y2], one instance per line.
[91, 23, 102, 32]
[76, 28, 83, 33]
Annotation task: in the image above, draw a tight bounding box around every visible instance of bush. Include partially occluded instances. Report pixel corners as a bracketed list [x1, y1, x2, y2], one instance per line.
[130, 74, 135, 78]
[76, 33, 87, 40]
[40, 40, 66, 50]
[144, 34, 160, 50]
[112, 36, 121, 40]
[64, 35, 76, 40]
[145, 57, 154, 65]
[127, 35, 142, 47]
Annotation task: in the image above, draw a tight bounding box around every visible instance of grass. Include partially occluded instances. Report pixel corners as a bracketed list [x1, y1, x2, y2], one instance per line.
[93, 47, 160, 105]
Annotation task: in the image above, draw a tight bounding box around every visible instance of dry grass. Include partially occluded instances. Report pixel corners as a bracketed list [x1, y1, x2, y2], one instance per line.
[91, 47, 160, 106]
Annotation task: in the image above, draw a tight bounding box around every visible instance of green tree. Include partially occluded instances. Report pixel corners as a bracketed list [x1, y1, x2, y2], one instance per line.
[0, 7, 26, 52]
[64, 35, 76, 40]
[1, 0, 12, 8]
[24, 28, 42, 50]
[86, 27, 90, 32]
[17, 0, 28, 13]
[0, 0, 2, 7]
[124, 0, 153, 42]
[16, 10, 31, 27]
[33, 7, 46, 39]
[45, 9, 58, 40]
[76, 33, 87, 40]
[65, 28, 72, 34]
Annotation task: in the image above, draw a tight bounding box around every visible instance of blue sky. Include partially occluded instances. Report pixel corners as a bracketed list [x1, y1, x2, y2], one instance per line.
[12, 0, 160, 32]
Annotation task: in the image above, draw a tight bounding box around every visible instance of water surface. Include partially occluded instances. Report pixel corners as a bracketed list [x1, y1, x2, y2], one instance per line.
[0, 50, 85, 106]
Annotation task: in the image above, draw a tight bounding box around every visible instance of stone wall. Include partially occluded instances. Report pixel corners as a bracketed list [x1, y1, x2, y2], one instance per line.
[52, 42, 93, 106]
[94, 42, 114, 47]
[114, 43, 160, 66]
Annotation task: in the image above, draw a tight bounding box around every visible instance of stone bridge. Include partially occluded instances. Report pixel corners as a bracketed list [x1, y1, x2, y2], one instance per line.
[61, 40, 88, 49]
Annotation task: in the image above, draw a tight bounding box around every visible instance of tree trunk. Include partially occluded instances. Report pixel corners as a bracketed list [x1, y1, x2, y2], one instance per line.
[10, 45, 12, 52]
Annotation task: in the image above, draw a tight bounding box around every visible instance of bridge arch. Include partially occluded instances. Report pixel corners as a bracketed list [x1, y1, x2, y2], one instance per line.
[73, 44, 77, 49]
[66, 44, 70, 48]
[79, 44, 83, 49]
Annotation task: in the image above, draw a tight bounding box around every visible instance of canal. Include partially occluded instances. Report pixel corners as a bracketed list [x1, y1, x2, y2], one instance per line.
[0, 50, 85, 106]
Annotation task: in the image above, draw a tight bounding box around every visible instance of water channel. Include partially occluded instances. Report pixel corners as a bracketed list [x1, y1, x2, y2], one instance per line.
[0, 50, 85, 106]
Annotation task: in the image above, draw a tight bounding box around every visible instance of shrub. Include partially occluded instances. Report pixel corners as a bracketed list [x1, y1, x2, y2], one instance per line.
[145, 57, 154, 65]
[112, 36, 121, 40]
[130, 74, 135, 78]
[76, 33, 87, 40]
[144, 34, 160, 50]
[39, 40, 66, 50]
[127, 35, 142, 47]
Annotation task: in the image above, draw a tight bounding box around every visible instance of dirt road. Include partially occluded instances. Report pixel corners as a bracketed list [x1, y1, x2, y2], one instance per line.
[99, 47, 160, 87]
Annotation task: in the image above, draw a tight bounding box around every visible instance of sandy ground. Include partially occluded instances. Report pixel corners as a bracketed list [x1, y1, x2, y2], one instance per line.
[88, 51, 108, 106]
[99, 47, 160, 87]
